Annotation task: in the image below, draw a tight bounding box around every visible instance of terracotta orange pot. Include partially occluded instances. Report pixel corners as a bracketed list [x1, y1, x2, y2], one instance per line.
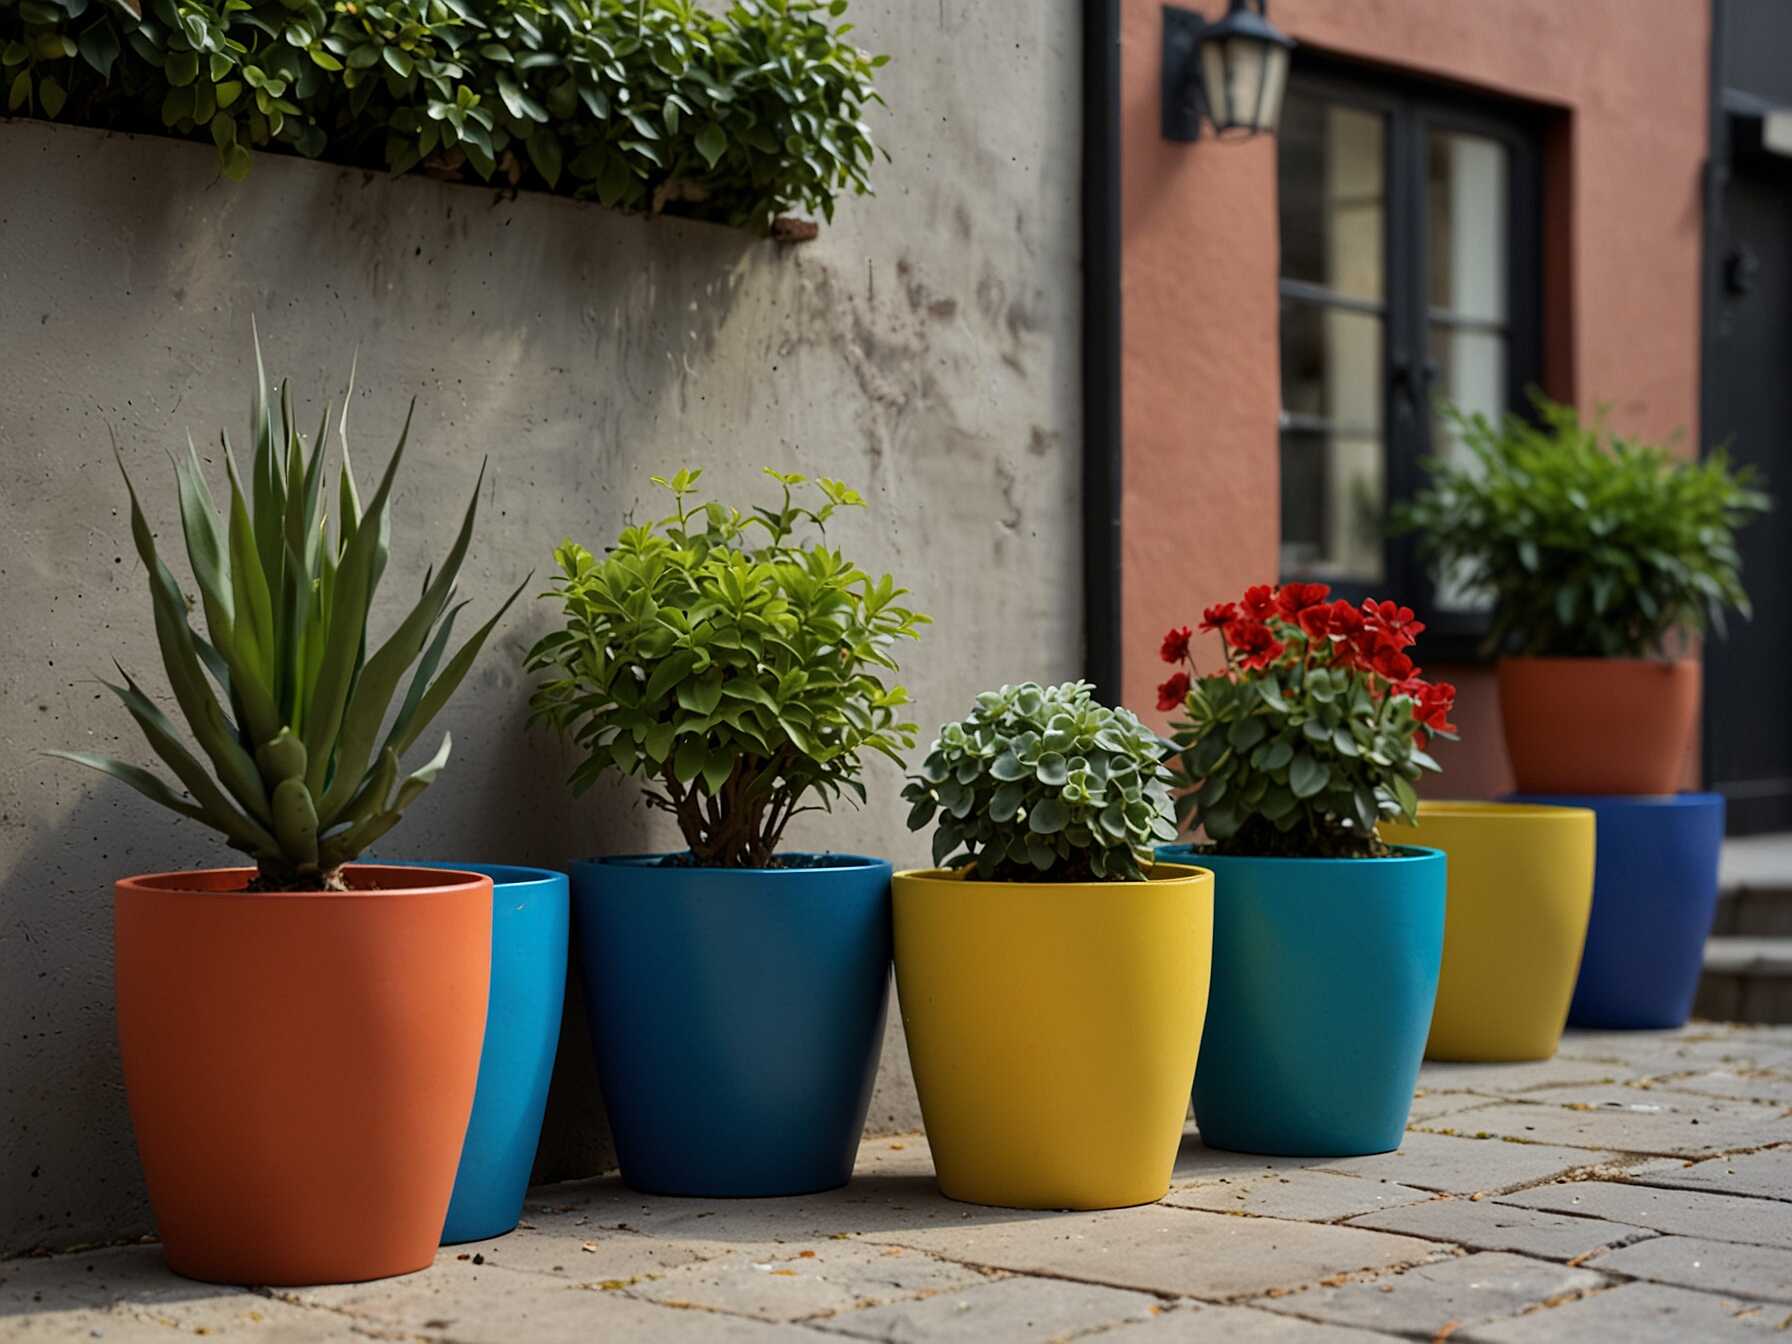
[115, 865, 492, 1286]
[1498, 656, 1699, 795]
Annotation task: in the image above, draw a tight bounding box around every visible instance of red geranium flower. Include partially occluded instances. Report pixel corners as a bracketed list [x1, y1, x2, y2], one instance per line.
[1160, 625, 1193, 664]
[1241, 584, 1278, 621]
[1198, 601, 1239, 634]
[1227, 620, 1285, 672]
[1372, 645, 1415, 682]
[1297, 605, 1333, 640]
[1362, 599, 1425, 649]
[1415, 681, 1458, 734]
[1276, 582, 1332, 619]
[1156, 671, 1191, 712]
[1324, 600, 1364, 637]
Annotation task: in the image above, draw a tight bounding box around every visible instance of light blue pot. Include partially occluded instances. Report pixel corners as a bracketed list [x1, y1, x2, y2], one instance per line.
[394, 861, 569, 1244]
[1157, 844, 1446, 1157]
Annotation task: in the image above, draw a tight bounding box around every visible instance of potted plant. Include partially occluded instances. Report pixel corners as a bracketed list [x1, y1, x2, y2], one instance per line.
[896, 681, 1213, 1210]
[56, 341, 523, 1285]
[1156, 586, 1451, 1157]
[1395, 394, 1769, 794]
[527, 468, 927, 1197]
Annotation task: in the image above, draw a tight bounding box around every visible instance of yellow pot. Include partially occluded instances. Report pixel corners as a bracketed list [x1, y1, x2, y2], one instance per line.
[892, 863, 1212, 1209]
[1384, 802, 1595, 1062]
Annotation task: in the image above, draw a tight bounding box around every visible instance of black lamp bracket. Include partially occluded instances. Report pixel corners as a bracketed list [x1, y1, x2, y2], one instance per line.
[1161, 4, 1209, 142]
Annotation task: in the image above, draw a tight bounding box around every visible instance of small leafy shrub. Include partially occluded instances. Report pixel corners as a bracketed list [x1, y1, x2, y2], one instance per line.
[527, 467, 927, 867]
[1393, 394, 1770, 657]
[902, 681, 1178, 883]
[1160, 585, 1457, 859]
[1, 0, 885, 231]
[55, 333, 521, 890]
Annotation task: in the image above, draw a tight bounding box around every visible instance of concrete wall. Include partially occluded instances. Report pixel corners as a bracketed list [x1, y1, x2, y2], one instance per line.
[1118, 0, 1710, 797]
[0, 0, 1082, 1253]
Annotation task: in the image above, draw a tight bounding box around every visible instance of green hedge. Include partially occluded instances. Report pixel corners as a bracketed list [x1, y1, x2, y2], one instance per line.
[1, 0, 885, 231]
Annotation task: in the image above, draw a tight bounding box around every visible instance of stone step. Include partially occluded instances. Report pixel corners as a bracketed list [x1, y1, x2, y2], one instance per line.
[1716, 833, 1792, 935]
[1694, 936, 1792, 1024]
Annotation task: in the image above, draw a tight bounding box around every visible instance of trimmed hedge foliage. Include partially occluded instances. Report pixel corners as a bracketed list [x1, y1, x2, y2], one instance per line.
[1, 0, 885, 231]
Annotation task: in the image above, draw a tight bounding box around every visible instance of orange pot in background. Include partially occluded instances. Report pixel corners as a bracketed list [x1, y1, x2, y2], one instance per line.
[115, 866, 492, 1286]
[1497, 656, 1699, 795]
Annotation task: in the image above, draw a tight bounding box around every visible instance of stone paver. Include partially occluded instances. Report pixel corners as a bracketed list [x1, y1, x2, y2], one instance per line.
[1458, 1282, 1792, 1342]
[859, 1206, 1444, 1300]
[1623, 1147, 1792, 1202]
[1585, 1235, 1792, 1304]
[1346, 1198, 1654, 1261]
[1096, 1302, 1404, 1339]
[1311, 1131, 1621, 1195]
[626, 1240, 988, 1322]
[1420, 1087, 1790, 1155]
[1498, 1178, 1792, 1249]
[819, 1275, 1161, 1341]
[1254, 1252, 1607, 1337]
[1649, 1069, 1792, 1107]
[3, 1023, 1788, 1342]
[1163, 1170, 1435, 1222]
[1416, 1057, 1638, 1095]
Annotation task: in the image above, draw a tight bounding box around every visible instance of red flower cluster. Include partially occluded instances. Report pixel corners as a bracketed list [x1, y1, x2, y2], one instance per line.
[1155, 583, 1457, 739]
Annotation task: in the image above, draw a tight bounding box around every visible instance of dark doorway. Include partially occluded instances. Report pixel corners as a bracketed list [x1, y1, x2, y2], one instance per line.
[1705, 143, 1792, 833]
[1703, 0, 1792, 835]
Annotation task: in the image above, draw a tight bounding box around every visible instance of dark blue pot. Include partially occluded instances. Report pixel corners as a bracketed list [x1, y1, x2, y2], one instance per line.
[1508, 793, 1725, 1029]
[390, 861, 569, 1245]
[569, 853, 891, 1197]
[1157, 844, 1446, 1157]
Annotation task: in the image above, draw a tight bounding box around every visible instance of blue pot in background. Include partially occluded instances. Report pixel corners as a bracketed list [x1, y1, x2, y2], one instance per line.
[570, 854, 892, 1197]
[396, 861, 570, 1244]
[1157, 844, 1446, 1157]
[1508, 793, 1725, 1030]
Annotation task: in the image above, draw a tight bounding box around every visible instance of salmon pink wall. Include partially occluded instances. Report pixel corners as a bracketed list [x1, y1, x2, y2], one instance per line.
[1119, 0, 1709, 798]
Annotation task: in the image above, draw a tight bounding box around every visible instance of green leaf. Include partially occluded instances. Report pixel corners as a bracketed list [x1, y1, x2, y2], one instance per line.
[1289, 752, 1329, 800]
[527, 129, 562, 187]
[694, 120, 727, 168]
[38, 74, 66, 118]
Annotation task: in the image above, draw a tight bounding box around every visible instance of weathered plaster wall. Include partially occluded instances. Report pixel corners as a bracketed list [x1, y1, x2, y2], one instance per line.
[0, 0, 1081, 1253]
[1120, 0, 1709, 796]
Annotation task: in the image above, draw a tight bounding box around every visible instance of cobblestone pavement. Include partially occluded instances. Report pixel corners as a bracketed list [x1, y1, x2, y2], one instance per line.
[5, 1024, 1791, 1343]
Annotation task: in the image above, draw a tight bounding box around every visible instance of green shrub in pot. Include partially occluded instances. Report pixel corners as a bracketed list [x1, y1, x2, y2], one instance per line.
[1392, 392, 1770, 792]
[527, 467, 927, 1197]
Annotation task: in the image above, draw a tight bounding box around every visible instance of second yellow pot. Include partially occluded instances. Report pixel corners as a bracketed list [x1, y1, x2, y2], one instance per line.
[892, 863, 1213, 1209]
[1384, 802, 1595, 1062]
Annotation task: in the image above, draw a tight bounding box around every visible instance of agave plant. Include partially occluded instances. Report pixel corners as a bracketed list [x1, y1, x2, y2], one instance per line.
[56, 339, 523, 891]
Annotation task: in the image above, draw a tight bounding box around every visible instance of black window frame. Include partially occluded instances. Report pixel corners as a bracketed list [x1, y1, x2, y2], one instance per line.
[1277, 55, 1545, 663]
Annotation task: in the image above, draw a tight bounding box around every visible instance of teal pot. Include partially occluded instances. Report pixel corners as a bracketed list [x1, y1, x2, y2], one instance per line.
[1157, 844, 1446, 1157]
[569, 853, 892, 1197]
[393, 861, 570, 1244]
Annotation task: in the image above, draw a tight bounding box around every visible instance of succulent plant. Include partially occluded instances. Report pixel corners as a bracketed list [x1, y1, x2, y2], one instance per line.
[903, 681, 1179, 883]
[55, 336, 523, 891]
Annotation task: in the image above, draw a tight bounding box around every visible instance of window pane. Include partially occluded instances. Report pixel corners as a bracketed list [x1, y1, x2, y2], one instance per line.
[1429, 324, 1507, 464]
[1278, 93, 1386, 302]
[1427, 324, 1507, 611]
[1280, 429, 1385, 583]
[1280, 300, 1383, 433]
[1427, 131, 1509, 322]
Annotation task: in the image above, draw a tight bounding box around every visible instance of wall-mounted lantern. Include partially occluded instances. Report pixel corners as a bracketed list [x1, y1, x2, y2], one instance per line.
[1161, 1, 1296, 142]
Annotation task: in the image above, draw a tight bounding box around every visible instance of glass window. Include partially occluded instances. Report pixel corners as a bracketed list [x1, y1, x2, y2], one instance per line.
[1276, 67, 1540, 648]
[1276, 90, 1388, 583]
